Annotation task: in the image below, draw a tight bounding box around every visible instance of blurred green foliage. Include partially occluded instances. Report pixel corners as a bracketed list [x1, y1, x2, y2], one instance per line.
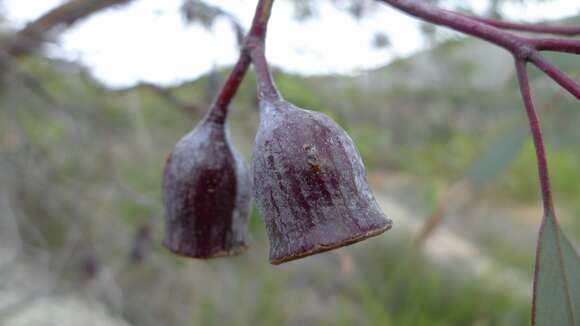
[2, 29, 580, 325]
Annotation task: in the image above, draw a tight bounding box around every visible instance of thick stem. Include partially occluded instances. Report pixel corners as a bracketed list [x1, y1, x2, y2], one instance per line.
[514, 59, 555, 215]
[249, 41, 282, 102]
[204, 0, 275, 124]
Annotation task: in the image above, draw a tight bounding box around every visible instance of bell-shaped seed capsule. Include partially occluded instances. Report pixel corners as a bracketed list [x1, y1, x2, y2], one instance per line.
[252, 99, 393, 265]
[162, 113, 251, 258]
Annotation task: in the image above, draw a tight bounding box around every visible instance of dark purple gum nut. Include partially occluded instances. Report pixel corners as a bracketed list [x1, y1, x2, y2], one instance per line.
[162, 115, 251, 258]
[252, 99, 393, 265]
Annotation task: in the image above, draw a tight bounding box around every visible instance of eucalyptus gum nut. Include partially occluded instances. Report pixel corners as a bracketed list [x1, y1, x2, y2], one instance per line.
[252, 99, 393, 265]
[162, 118, 251, 258]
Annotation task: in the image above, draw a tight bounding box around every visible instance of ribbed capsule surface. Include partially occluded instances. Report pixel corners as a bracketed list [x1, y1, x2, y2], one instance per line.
[252, 99, 392, 265]
[162, 119, 251, 258]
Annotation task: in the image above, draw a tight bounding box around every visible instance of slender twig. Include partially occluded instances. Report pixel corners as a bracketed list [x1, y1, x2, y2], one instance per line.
[532, 38, 580, 55]
[377, 0, 580, 100]
[515, 60, 561, 326]
[515, 60, 554, 215]
[203, 0, 275, 124]
[205, 54, 252, 124]
[529, 53, 580, 99]
[450, 11, 580, 36]
[516, 60, 577, 325]
[379, 1, 527, 51]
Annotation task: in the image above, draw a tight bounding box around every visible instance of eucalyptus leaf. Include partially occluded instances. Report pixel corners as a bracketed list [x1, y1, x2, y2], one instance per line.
[533, 212, 580, 325]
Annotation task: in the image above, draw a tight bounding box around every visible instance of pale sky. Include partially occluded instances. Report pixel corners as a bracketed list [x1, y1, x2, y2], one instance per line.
[2, 0, 579, 88]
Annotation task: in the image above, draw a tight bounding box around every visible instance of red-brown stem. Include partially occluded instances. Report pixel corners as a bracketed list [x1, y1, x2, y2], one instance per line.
[515, 60, 555, 215]
[515, 60, 556, 326]
[379, 1, 527, 51]
[377, 0, 580, 99]
[206, 54, 251, 124]
[249, 40, 281, 102]
[516, 60, 570, 326]
[204, 0, 275, 124]
[532, 38, 580, 55]
[451, 11, 580, 36]
[247, 0, 274, 42]
[529, 53, 580, 100]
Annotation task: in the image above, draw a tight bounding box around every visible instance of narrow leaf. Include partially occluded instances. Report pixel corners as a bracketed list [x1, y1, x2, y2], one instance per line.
[533, 213, 580, 326]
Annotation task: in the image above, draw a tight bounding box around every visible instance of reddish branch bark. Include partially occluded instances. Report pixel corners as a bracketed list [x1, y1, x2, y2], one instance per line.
[4, 0, 135, 59]
[451, 11, 580, 36]
[377, 0, 580, 100]
[532, 38, 580, 55]
[515, 61, 555, 215]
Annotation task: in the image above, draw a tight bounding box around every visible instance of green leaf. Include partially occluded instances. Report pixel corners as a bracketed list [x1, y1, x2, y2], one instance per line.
[533, 213, 580, 326]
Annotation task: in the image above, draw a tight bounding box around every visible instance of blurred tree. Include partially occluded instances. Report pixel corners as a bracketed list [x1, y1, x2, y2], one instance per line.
[2, 0, 135, 60]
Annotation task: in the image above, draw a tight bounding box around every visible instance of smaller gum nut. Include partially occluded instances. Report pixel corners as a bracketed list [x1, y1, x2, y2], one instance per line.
[252, 99, 393, 265]
[162, 113, 251, 258]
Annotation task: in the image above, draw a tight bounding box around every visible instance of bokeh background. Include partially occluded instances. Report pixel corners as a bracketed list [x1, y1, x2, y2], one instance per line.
[0, 1, 579, 325]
